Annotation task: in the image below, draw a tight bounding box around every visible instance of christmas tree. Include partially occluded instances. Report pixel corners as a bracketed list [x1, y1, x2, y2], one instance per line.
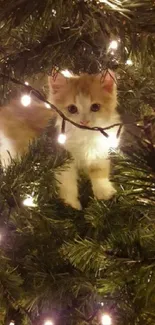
[0, 1, 155, 324]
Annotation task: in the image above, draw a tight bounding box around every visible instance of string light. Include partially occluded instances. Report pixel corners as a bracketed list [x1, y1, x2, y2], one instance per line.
[52, 9, 57, 16]
[44, 320, 54, 325]
[23, 195, 37, 207]
[24, 81, 29, 85]
[126, 59, 133, 66]
[9, 322, 15, 325]
[58, 133, 66, 144]
[44, 102, 51, 109]
[0, 72, 146, 143]
[109, 40, 118, 50]
[107, 133, 119, 149]
[98, 0, 120, 9]
[21, 94, 31, 107]
[101, 314, 112, 325]
[61, 69, 72, 78]
[58, 119, 67, 144]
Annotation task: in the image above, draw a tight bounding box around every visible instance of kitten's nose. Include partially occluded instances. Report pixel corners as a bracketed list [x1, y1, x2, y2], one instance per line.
[80, 120, 90, 126]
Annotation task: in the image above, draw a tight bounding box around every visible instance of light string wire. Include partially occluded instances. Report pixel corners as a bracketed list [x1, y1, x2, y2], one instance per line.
[0, 74, 151, 139]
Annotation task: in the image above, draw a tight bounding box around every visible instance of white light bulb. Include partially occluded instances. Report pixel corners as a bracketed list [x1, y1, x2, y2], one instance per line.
[126, 59, 133, 66]
[52, 9, 57, 16]
[107, 133, 119, 149]
[21, 94, 31, 107]
[23, 196, 37, 207]
[58, 133, 66, 144]
[61, 69, 72, 78]
[44, 102, 51, 109]
[9, 322, 15, 325]
[24, 81, 29, 85]
[101, 314, 112, 325]
[44, 320, 54, 325]
[98, 0, 117, 9]
[109, 40, 118, 50]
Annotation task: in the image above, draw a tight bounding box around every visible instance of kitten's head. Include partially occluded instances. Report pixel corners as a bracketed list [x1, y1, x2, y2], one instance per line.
[48, 70, 117, 127]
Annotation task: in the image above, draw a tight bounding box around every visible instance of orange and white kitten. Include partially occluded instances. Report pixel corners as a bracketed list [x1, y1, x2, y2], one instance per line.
[0, 71, 120, 210]
[48, 71, 121, 210]
[0, 101, 53, 166]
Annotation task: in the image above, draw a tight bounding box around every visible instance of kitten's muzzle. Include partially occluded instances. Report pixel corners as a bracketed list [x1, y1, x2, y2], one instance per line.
[80, 120, 90, 126]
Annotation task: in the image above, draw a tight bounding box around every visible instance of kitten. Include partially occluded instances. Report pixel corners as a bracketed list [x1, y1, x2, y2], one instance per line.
[48, 70, 121, 210]
[0, 100, 53, 166]
[0, 71, 120, 210]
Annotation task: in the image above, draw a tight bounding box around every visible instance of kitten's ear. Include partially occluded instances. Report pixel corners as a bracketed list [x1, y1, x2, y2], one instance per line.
[48, 71, 68, 94]
[97, 70, 116, 93]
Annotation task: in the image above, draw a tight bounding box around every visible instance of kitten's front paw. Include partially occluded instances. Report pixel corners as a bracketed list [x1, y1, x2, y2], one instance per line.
[64, 197, 82, 210]
[93, 179, 116, 201]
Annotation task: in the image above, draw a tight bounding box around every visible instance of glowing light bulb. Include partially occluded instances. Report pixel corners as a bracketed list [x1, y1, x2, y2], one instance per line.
[44, 320, 54, 325]
[23, 196, 37, 207]
[98, 0, 118, 9]
[9, 322, 15, 325]
[52, 9, 57, 16]
[45, 102, 51, 109]
[21, 94, 31, 107]
[24, 81, 29, 85]
[58, 133, 66, 144]
[107, 133, 119, 149]
[61, 69, 72, 78]
[101, 314, 112, 325]
[109, 40, 118, 50]
[126, 59, 133, 66]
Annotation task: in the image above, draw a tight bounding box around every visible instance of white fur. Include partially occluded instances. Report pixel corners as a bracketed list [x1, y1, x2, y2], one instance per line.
[57, 93, 120, 169]
[91, 178, 116, 200]
[0, 131, 16, 167]
[56, 93, 120, 209]
[57, 93, 120, 168]
[56, 162, 81, 210]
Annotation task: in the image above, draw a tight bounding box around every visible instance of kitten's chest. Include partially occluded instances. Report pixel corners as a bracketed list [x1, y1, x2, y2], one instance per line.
[65, 129, 109, 168]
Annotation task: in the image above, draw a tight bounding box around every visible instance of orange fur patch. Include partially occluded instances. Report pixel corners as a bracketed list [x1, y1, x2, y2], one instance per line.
[0, 100, 53, 155]
[49, 73, 117, 123]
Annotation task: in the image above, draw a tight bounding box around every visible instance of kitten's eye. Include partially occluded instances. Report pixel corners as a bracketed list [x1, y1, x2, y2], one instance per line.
[67, 105, 78, 114]
[90, 103, 100, 112]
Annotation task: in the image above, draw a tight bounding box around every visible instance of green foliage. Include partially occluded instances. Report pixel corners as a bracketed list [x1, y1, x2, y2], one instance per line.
[0, 1, 155, 324]
[0, 0, 155, 107]
[1, 122, 155, 324]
